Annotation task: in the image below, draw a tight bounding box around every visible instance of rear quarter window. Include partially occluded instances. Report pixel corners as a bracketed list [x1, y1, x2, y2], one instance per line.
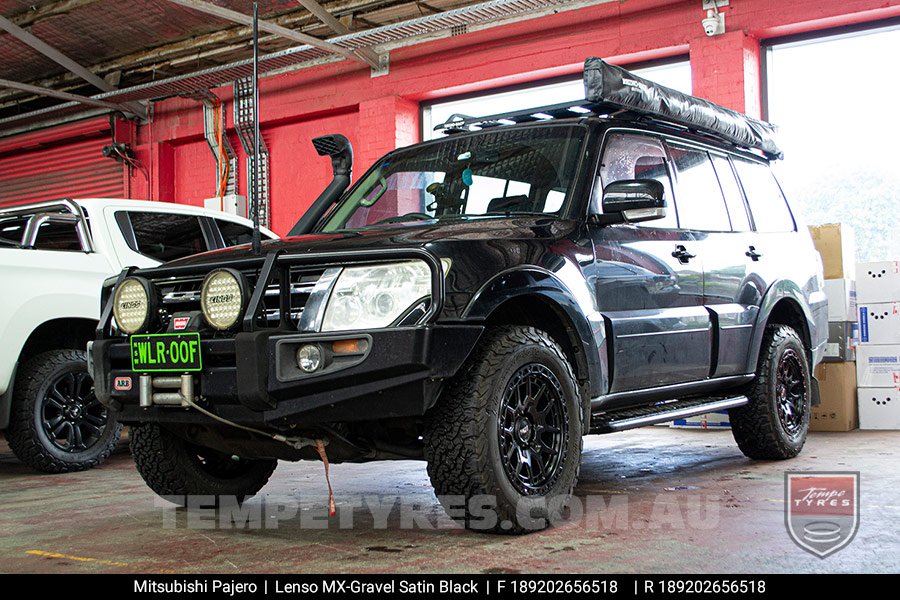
[734, 159, 796, 232]
[122, 212, 207, 262]
[215, 219, 255, 247]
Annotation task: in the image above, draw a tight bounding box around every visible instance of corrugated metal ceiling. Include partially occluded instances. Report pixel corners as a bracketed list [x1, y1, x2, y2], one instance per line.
[0, 0, 598, 133]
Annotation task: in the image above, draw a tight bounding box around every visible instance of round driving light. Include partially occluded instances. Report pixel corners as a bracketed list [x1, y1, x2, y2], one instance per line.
[113, 277, 153, 334]
[200, 268, 247, 331]
[296, 344, 322, 373]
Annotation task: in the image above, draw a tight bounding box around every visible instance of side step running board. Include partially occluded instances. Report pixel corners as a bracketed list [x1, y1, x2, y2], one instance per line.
[591, 395, 749, 433]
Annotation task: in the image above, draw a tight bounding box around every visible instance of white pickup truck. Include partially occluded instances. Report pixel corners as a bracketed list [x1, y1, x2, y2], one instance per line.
[0, 198, 276, 473]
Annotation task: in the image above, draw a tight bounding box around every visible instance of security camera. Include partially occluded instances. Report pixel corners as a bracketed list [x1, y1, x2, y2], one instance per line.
[702, 9, 723, 36]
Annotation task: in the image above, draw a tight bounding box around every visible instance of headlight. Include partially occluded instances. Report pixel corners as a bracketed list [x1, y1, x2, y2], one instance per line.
[200, 268, 248, 331]
[112, 277, 153, 334]
[320, 259, 449, 332]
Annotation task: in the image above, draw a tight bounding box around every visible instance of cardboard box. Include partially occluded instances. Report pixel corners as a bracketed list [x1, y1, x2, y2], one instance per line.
[855, 344, 900, 388]
[670, 411, 730, 429]
[858, 302, 900, 345]
[812, 362, 858, 432]
[824, 279, 857, 322]
[856, 261, 900, 303]
[857, 388, 900, 430]
[809, 223, 856, 279]
[823, 321, 858, 362]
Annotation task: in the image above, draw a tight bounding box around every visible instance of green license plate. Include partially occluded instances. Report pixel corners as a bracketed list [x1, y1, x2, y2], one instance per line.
[130, 333, 202, 373]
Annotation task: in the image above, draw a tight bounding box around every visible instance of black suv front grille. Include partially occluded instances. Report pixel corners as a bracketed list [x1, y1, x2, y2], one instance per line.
[153, 267, 325, 332]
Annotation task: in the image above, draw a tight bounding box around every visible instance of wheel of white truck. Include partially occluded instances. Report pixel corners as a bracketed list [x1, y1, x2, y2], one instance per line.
[6, 349, 122, 473]
[130, 423, 277, 505]
[423, 325, 583, 534]
[729, 325, 811, 460]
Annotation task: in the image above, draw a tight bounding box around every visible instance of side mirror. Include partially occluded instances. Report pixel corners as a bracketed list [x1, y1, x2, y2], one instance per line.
[599, 179, 666, 224]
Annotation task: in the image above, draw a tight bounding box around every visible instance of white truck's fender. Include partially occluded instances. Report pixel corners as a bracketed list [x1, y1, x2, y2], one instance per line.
[0, 249, 115, 397]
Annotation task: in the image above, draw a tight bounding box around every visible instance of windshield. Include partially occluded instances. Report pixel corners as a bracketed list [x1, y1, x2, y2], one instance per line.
[319, 124, 586, 232]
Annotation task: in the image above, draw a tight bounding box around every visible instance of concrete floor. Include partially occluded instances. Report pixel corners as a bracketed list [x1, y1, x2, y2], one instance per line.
[0, 427, 897, 574]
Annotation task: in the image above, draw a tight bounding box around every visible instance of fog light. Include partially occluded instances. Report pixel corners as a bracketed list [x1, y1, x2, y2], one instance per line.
[296, 344, 322, 373]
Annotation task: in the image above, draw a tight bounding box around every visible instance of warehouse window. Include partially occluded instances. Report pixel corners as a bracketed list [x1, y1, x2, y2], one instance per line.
[423, 59, 691, 140]
[765, 23, 900, 259]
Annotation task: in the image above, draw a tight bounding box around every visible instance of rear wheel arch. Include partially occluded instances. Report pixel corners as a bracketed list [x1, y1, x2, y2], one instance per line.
[747, 282, 814, 372]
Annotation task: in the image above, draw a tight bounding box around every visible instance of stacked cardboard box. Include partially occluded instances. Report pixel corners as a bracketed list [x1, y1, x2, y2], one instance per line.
[809, 224, 859, 431]
[855, 260, 900, 430]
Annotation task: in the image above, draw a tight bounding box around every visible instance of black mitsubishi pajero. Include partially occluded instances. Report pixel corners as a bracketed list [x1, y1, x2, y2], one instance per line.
[93, 59, 827, 532]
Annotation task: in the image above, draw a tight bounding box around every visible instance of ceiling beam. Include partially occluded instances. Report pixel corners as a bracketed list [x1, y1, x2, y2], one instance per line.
[294, 0, 385, 69]
[0, 78, 134, 113]
[165, 0, 379, 70]
[8, 0, 103, 28]
[0, 14, 113, 93]
[0, 13, 147, 118]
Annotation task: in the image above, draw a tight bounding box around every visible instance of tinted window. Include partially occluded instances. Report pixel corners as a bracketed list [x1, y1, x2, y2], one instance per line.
[711, 155, 751, 232]
[0, 216, 27, 245]
[216, 219, 255, 247]
[599, 133, 677, 228]
[668, 144, 731, 231]
[33, 221, 81, 251]
[733, 159, 795, 232]
[127, 212, 207, 262]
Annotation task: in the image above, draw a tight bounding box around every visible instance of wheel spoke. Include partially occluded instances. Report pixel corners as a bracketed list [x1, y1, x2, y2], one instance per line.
[63, 422, 76, 447]
[45, 395, 66, 411]
[73, 371, 89, 397]
[51, 419, 69, 437]
[529, 448, 546, 479]
[84, 414, 106, 428]
[73, 424, 86, 449]
[80, 422, 103, 438]
[49, 389, 69, 407]
[61, 372, 77, 397]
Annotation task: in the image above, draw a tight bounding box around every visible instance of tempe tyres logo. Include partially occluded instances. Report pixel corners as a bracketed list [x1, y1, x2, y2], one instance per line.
[785, 472, 860, 558]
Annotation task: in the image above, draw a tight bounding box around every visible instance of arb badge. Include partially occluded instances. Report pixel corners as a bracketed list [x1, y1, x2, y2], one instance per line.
[785, 471, 859, 558]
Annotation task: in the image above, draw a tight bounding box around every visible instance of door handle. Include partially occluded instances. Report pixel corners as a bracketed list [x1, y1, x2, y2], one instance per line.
[745, 246, 763, 261]
[672, 245, 696, 264]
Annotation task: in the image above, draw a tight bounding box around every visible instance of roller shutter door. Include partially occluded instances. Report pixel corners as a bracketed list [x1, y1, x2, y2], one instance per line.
[0, 122, 124, 206]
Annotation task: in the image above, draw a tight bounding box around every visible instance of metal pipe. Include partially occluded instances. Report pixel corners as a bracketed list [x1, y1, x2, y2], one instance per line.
[139, 375, 152, 408]
[251, 0, 262, 256]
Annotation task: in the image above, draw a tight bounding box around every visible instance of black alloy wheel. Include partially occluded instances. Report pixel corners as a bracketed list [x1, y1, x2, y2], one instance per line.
[776, 348, 807, 436]
[40, 370, 108, 453]
[497, 363, 567, 495]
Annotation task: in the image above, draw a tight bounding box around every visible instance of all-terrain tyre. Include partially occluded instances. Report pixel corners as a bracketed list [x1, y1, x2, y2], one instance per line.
[423, 326, 583, 534]
[730, 325, 811, 460]
[130, 423, 277, 505]
[6, 349, 122, 473]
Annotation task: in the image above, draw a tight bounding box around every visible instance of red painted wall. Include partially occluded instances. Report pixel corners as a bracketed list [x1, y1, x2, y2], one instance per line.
[8, 0, 900, 234]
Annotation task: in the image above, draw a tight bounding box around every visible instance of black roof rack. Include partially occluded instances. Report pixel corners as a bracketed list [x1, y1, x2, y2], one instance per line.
[435, 58, 782, 160]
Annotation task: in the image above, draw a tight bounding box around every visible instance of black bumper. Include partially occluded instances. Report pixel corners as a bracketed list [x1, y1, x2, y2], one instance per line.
[93, 325, 483, 426]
